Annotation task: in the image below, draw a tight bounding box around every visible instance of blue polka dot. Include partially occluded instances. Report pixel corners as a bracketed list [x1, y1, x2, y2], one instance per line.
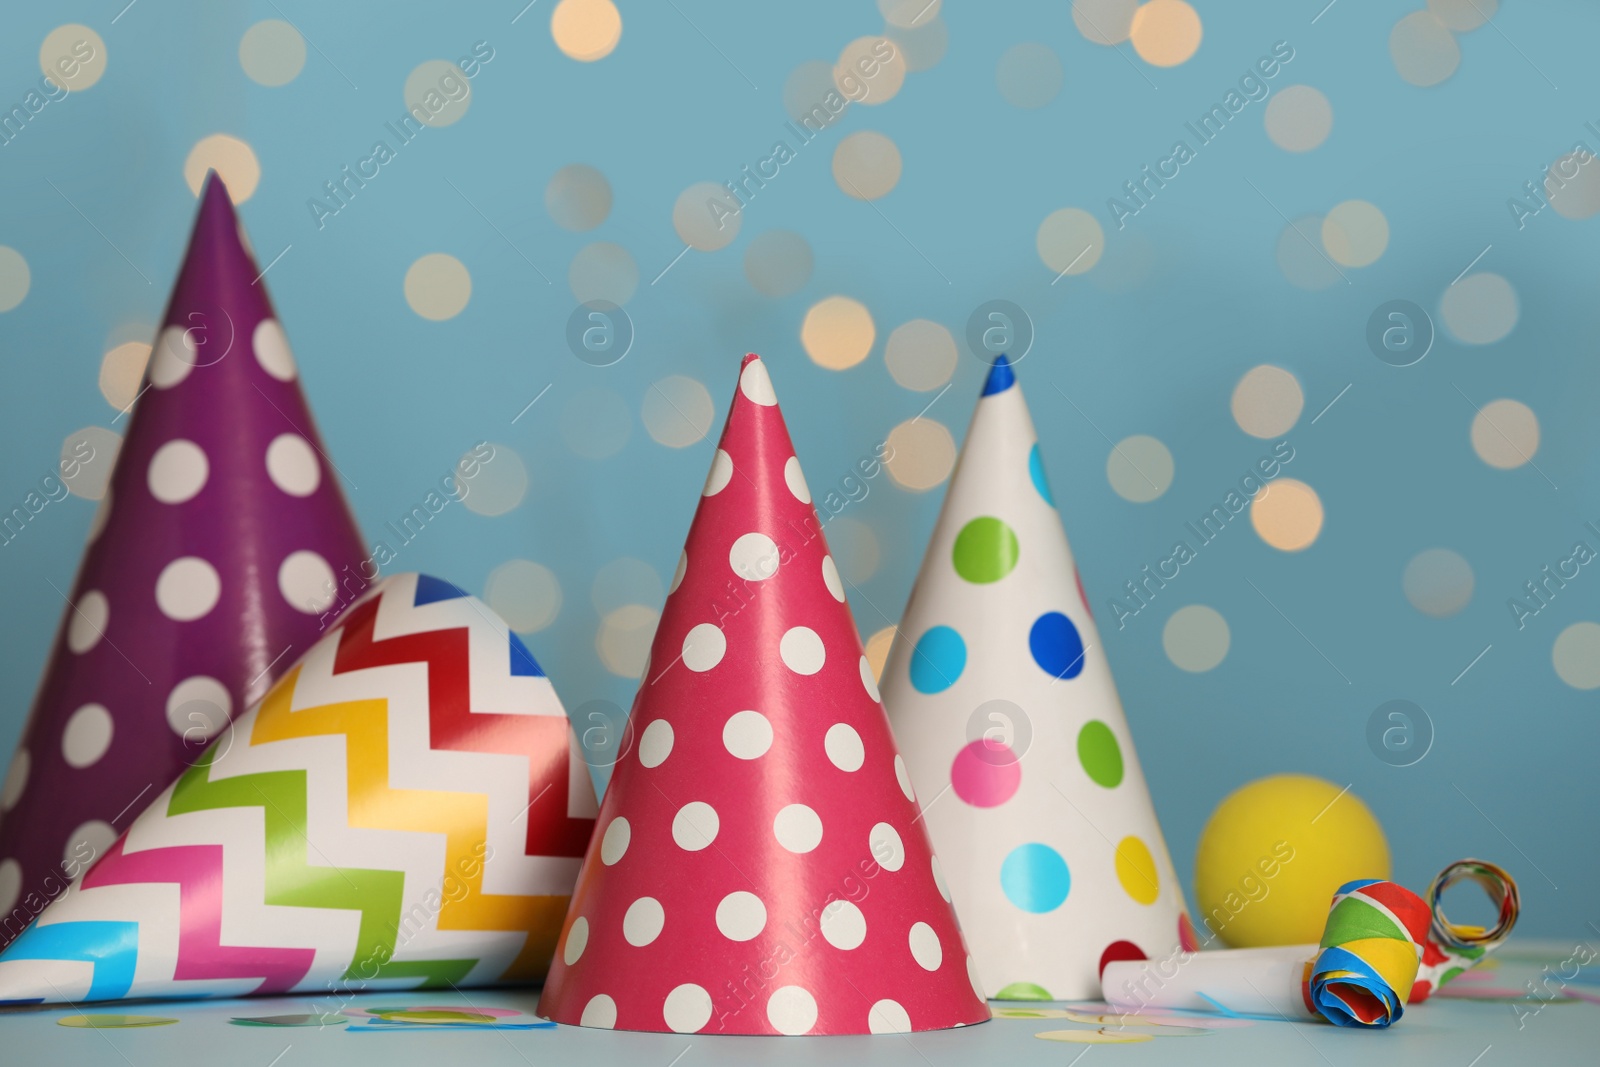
[1029, 612, 1085, 679]
[1029, 443, 1053, 506]
[1001, 843, 1071, 912]
[910, 625, 966, 694]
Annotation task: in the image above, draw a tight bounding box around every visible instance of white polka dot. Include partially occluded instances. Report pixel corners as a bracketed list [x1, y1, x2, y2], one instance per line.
[859, 654, 880, 702]
[253, 318, 297, 380]
[63, 819, 117, 867]
[766, 985, 817, 1035]
[703, 449, 733, 496]
[682, 623, 726, 672]
[1, 748, 28, 811]
[824, 723, 864, 772]
[278, 550, 335, 614]
[729, 532, 780, 582]
[672, 801, 720, 851]
[779, 626, 825, 675]
[623, 896, 665, 946]
[722, 710, 774, 760]
[638, 720, 674, 767]
[600, 817, 631, 865]
[265, 433, 320, 496]
[716, 891, 767, 941]
[670, 551, 687, 593]
[147, 439, 209, 503]
[149, 325, 198, 388]
[894, 754, 916, 801]
[869, 822, 905, 872]
[819, 899, 867, 950]
[564, 916, 589, 965]
[61, 703, 113, 769]
[894, 753, 917, 802]
[967, 954, 987, 1001]
[740, 359, 778, 405]
[821, 556, 845, 602]
[580, 994, 617, 1028]
[932, 856, 950, 901]
[67, 590, 109, 653]
[156, 557, 221, 621]
[909, 921, 942, 971]
[664, 984, 713, 1033]
[868, 999, 912, 1034]
[773, 803, 823, 853]
[784, 455, 811, 503]
[0, 858, 19, 915]
[165, 676, 231, 741]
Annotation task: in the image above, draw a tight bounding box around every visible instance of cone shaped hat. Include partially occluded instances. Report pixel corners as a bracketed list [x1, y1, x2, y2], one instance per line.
[538, 356, 991, 1035]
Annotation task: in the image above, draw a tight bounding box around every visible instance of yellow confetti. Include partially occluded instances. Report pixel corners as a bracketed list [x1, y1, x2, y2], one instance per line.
[1035, 1028, 1153, 1044]
[59, 1014, 178, 1029]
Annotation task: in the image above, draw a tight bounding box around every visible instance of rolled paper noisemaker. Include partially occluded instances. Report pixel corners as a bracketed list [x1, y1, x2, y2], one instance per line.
[1104, 859, 1520, 1028]
[1409, 858, 1520, 1002]
[1300, 878, 1432, 1027]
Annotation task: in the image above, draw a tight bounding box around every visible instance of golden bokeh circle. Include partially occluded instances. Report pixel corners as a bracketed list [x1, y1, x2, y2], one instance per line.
[1470, 399, 1539, 470]
[1322, 200, 1389, 267]
[404, 253, 472, 321]
[802, 296, 876, 370]
[885, 320, 958, 392]
[1231, 365, 1303, 438]
[184, 134, 261, 203]
[1129, 0, 1202, 67]
[1251, 478, 1323, 552]
[833, 131, 903, 200]
[1037, 208, 1105, 276]
[885, 417, 957, 491]
[674, 181, 742, 251]
[551, 0, 623, 62]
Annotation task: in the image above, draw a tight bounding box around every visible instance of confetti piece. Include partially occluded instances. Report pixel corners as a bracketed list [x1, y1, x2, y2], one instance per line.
[58, 1014, 178, 1029]
[345, 1005, 524, 1018]
[1061, 1009, 1215, 1032]
[993, 1008, 1070, 1019]
[372, 1010, 499, 1025]
[1035, 1028, 1153, 1044]
[231, 1014, 347, 1027]
[346, 1019, 552, 1033]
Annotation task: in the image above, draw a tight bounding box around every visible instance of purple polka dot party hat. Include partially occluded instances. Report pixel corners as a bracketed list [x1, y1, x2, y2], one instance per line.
[880, 355, 1195, 1002]
[0, 173, 367, 948]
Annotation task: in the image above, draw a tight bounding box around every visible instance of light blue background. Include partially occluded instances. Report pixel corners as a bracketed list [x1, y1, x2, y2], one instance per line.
[0, 1, 1595, 941]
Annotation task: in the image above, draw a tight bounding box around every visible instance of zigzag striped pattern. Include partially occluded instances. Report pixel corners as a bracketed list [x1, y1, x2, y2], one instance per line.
[0, 574, 595, 1005]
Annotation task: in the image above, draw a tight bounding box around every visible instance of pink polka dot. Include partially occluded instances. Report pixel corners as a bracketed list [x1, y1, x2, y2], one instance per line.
[949, 740, 1021, 807]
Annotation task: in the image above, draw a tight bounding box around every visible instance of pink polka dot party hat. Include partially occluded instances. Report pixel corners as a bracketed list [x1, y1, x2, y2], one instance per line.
[0, 173, 367, 951]
[537, 355, 991, 1036]
[879, 355, 1195, 1001]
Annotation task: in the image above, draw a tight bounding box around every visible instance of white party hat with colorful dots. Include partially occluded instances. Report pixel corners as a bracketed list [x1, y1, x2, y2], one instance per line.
[537, 355, 991, 1036]
[880, 355, 1195, 1001]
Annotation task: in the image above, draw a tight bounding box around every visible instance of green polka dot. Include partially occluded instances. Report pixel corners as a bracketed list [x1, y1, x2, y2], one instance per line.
[996, 981, 1054, 1001]
[1077, 720, 1123, 788]
[952, 517, 1019, 583]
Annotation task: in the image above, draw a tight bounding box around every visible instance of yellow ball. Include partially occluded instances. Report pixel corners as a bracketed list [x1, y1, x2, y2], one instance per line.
[1194, 774, 1390, 948]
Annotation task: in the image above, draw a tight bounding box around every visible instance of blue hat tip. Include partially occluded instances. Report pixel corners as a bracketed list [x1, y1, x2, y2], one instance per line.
[981, 354, 1016, 396]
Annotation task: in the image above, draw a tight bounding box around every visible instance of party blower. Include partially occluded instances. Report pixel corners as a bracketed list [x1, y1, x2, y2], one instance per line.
[1103, 860, 1520, 1028]
[538, 356, 991, 1036]
[879, 355, 1193, 1001]
[0, 173, 368, 951]
[0, 575, 596, 1003]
